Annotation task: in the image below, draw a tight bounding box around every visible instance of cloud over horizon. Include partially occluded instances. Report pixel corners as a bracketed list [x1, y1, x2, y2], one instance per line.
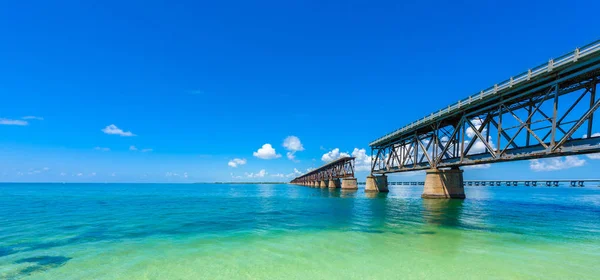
[228, 158, 247, 168]
[529, 156, 586, 172]
[245, 169, 267, 178]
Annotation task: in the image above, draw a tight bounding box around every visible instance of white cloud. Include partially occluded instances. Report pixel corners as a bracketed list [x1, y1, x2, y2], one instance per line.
[94, 146, 110, 152]
[60, 172, 67, 176]
[464, 163, 491, 169]
[22, 116, 44, 120]
[26, 167, 50, 175]
[285, 168, 304, 178]
[111, 172, 116, 177]
[253, 144, 281, 159]
[228, 158, 247, 168]
[271, 173, 285, 178]
[101, 124, 136, 137]
[468, 137, 496, 155]
[76, 173, 84, 177]
[129, 145, 152, 152]
[286, 152, 296, 160]
[0, 118, 28, 126]
[90, 172, 97, 176]
[352, 148, 373, 172]
[466, 117, 486, 138]
[183, 172, 188, 179]
[283, 136, 304, 151]
[587, 153, 600, 159]
[165, 172, 179, 177]
[529, 156, 586, 172]
[246, 169, 267, 178]
[283, 136, 304, 160]
[321, 148, 350, 162]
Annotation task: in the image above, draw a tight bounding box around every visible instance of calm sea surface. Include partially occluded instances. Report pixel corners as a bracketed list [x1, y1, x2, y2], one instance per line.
[1, 183, 599, 279]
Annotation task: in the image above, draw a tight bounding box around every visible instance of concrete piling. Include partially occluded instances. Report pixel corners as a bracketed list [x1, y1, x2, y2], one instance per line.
[341, 178, 358, 190]
[422, 167, 465, 199]
[365, 175, 389, 192]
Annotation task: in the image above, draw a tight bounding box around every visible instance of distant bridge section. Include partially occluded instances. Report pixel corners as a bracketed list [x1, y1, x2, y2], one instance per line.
[290, 157, 358, 189]
[368, 39, 600, 198]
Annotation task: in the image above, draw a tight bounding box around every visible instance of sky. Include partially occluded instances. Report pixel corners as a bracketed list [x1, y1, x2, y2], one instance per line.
[1, 0, 600, 183]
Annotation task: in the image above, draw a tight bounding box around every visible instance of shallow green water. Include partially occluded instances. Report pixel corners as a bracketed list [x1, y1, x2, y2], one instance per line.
[1, 183, 599, 279]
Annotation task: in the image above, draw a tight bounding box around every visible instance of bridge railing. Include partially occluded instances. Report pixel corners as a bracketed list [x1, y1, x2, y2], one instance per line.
[370, 39, 600, 147]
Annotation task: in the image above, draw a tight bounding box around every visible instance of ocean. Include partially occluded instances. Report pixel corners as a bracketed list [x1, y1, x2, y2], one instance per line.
[1, 183, 599, 279]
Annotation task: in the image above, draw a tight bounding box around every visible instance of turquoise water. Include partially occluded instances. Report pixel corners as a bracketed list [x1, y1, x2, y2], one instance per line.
[1, 183, 599, 279]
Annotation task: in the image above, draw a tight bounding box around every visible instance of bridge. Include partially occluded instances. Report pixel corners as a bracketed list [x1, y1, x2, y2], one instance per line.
[290, 157, 362, 190]
[365, 39, 600, 198]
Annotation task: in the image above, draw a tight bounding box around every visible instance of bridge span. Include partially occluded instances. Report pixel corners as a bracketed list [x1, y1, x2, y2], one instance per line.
[290, 157, 362, 190]
[366, 39, 600, 198]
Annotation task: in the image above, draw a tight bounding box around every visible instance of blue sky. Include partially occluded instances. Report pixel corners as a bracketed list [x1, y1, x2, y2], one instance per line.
[1, 0, 600, 182]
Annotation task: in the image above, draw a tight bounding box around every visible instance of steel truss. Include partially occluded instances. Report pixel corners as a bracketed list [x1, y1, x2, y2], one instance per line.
[371, 70, 600, 174]
[291, 157, 355, 184]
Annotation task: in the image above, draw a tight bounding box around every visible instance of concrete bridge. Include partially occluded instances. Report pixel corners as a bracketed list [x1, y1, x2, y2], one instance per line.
[366, 39, 600, 198]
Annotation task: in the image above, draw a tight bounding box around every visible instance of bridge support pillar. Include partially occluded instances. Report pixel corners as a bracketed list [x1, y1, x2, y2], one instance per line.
[328, 178, 340, 188]
[313, 181, 319, 188]
[365, 175, 389, 192]
[341, 178, 358, 190]
[422, 167, 465, 199]
[320, 180, 327, 188]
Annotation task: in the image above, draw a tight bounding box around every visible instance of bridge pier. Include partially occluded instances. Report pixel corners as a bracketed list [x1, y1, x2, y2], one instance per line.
[328, 178, 340, 188]
[365, 175, 389, 192]
[320, 180, 327, 188]
[341, 178, 358, 190]
[422, 167, 465, 199]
